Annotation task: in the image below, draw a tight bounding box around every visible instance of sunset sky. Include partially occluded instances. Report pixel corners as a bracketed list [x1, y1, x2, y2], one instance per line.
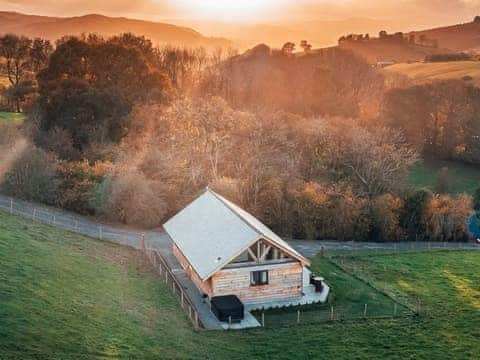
[1, 0, 479, 26]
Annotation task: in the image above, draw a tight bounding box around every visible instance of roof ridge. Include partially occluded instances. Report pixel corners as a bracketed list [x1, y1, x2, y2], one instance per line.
[207, 188, 265, 238]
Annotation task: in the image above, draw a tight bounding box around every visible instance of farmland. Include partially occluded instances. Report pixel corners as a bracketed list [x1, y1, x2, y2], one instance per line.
[386, 61, 480, 85]
[409, 158, 480, 195]
[1, 211, 480, 359]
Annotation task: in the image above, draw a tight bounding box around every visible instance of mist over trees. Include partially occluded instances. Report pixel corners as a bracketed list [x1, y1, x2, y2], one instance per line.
[0, 33, 476, 242]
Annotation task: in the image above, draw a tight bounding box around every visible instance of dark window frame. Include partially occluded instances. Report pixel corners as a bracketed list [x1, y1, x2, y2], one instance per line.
[250, 270, 269, 286]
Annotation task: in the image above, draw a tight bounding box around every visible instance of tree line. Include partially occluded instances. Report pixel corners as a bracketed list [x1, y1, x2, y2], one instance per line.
[0, 33, 478, 242]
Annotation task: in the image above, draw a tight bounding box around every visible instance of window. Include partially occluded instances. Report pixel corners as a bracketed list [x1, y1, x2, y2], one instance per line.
[250, 270, 268, 286]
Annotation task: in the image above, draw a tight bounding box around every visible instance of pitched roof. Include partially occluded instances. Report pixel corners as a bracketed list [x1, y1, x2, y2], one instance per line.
[163, 189, 309, 280]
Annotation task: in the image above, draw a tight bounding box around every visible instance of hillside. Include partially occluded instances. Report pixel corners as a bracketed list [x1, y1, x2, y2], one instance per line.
[1, 211, 480, 358]
[335, 18, 480, 64]
[386, 61, 480, 86]
[0, 11, 230, 48]
[410, 18, 480, 52]
[339, 38, 446, 63]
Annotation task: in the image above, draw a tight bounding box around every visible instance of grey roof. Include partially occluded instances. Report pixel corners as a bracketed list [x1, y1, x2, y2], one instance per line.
[163, 189, 309, 280]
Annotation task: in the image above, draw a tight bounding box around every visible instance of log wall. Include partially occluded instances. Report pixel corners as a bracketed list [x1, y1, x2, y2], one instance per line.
[210, 262, 303, 302]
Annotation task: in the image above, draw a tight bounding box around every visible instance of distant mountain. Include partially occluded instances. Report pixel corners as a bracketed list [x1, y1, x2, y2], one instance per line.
[0, 11, 230, 48]
[171, 17, 405, 49]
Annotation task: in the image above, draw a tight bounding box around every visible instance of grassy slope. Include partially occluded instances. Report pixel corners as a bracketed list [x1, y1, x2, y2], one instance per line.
[409, 158, 480, 195]
[386, 61, 480, 85]
[1, 211, 480, 359]
[0, 112, 25, 124]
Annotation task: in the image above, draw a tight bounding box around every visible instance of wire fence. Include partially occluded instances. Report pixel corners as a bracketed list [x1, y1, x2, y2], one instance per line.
[145, 249, 202, 329]
[255, 301, 415, 328]
[0, 195, 205, 329]
[0, 195, 165, 250]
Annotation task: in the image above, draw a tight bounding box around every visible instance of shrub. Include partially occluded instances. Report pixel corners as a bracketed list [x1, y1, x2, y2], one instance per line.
[1, 144, 59, 204]
[105, 174, 168, 228]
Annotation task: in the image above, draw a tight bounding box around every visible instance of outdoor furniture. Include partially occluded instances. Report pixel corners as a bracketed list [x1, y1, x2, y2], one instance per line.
[211, 295, 244, 322]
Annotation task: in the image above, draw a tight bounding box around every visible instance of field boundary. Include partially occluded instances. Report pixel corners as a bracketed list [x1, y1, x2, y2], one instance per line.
[145, 249, 203, 329]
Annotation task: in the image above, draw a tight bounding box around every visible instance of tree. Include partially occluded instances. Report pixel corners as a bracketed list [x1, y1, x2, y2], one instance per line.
[1, 144, 59, 205]
[400, 189, 433, 241]
[34, 34, 170, 158]
[281, 42, 295, 54]
[0, 34, 33, 111]
[425, 194, 472, 242]
[317, 119, 418, 199]
[300, 40, 312, 53]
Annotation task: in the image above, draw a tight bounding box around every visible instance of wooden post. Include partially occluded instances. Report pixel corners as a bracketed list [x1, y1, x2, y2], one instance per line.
[165, 271, 168, 283]
[229, 315, 232, 327]
[364, 303, 368, 318]
[330, 306, 334, 321]
[53, 215, 56, 225]
[10, 198, 13, 214]
[33, 208, 36, 220]
[141, 233, 146, 253]
[261, 312, 265, 327]
[194, 311, 199, 329]
[181, 289, 184, 308]
[189, 305, 192, 319]
[99, 225, 102, 240]
[297, 309, 300, 324]
[172, 281, 175, 293]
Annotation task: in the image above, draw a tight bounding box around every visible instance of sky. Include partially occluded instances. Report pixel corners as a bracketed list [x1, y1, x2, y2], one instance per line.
[0, 0, 479, 25]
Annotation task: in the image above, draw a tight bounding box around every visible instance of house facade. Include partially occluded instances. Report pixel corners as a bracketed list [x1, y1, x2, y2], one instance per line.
[164, 189, 311, 304]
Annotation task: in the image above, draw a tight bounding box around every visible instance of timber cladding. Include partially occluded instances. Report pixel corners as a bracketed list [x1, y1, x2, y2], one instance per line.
[210, 262, 303, 302]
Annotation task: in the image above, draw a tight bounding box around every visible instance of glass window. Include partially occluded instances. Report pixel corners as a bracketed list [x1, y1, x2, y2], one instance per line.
[250, 270, 268, 286]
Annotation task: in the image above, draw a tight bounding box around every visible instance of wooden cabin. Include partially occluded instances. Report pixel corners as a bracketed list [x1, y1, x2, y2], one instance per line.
[164, 189, 311, 304]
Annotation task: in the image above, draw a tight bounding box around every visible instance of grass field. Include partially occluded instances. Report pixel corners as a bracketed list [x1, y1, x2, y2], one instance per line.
[386, 61, 480, 85]
[1, 211, 480, 359]
[409, 158, 480, 195]
[0, 111, 25, 124]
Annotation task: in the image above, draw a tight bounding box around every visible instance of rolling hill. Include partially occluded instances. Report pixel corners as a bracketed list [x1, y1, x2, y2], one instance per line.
[410, 17, 480, 52]
[0, 11, 230, 48]
[336, 17, 480, 64]
[385, 61, 480, 86]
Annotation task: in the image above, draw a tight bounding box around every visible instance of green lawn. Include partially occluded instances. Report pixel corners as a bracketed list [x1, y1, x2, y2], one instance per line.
[409, 158, 480, 195]
[0, 112, 25, 124]
[1, 211, 480, 359]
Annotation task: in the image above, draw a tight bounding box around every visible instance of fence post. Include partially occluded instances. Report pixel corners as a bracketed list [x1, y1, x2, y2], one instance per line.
[53, 215, 56, 225]
[330, 306, 334, 321]
[181, 289, 184, 308]
[141, 233, 146, 253]
[364, 303, 368, 318]
[262, 312, 265, 327]
[189, 304, 192, 320]
[33, 208, 36, 220]
[194, 311, 199, 329]
[10, 198, 13, 214]
[99, 226, 102, 240]
[297, 309, 301, 324]
[165, 271, 168, 283]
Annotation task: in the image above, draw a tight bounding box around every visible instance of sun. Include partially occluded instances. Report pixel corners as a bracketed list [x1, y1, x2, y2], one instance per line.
[170, 0, 288, 22]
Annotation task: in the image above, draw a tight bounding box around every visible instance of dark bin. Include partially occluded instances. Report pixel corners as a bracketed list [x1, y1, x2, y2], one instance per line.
[211, 295, 244, 322]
